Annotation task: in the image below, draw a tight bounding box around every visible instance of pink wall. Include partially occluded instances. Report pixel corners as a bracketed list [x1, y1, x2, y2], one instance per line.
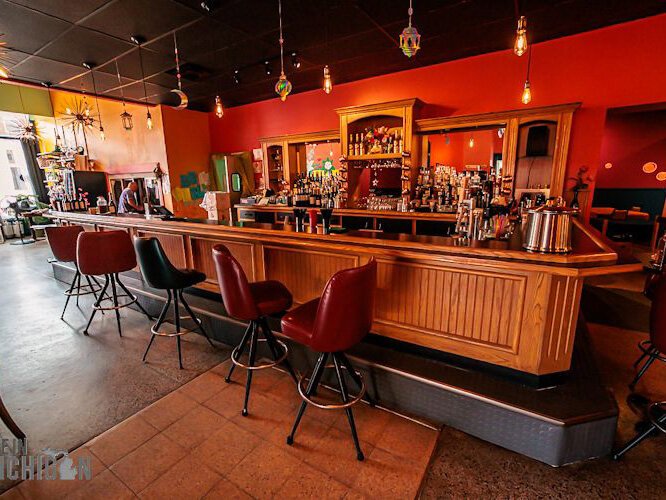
[209, 14, 666, 213]
[596, 109, 666, 188]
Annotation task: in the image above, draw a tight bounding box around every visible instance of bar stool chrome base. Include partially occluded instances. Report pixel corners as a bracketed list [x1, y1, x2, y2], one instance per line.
[84, 273, 153, 336]
[143, 289, 215, 369]
[287, 352, 371, 461]
[629, 340, 666, 390]
[613, 400, 666, 459]
[61, 268, 103, 319]
[225, 317, 298, 416]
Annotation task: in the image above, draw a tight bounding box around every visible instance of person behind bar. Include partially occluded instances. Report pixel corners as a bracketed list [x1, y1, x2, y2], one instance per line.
[117, 181, 142, 214]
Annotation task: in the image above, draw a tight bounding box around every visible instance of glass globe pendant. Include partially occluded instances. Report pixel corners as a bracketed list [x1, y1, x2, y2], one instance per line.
[275, 73, 292, 102]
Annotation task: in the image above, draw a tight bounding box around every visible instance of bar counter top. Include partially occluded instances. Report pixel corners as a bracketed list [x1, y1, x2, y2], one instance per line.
[48, 211, 629, 272]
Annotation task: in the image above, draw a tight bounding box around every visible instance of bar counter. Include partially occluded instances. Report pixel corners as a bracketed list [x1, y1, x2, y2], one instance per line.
[48, 210, 640, 377]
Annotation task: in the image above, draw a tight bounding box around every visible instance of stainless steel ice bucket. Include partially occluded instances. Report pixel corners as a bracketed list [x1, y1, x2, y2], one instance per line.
[522, 203, 577, 254]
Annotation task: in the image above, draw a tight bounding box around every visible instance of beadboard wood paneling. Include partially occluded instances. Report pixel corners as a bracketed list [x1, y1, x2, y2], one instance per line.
[190, 237, 255, 287]
[136, 230, 187, 269]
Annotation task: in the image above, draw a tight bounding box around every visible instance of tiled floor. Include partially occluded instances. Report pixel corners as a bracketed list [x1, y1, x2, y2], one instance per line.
[5, 362, 438, 499]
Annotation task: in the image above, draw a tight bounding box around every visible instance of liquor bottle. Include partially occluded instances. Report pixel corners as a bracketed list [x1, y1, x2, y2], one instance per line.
[348, 134, 354, 156]
[107, 192, 116, 214]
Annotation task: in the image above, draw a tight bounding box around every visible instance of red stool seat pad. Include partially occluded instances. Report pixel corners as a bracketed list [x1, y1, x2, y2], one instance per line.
[250, 280, 293, 316]
[281, 298, 320, 345]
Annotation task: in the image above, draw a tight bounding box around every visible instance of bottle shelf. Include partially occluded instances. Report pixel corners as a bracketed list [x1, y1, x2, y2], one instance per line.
[346, 153, 403, 161]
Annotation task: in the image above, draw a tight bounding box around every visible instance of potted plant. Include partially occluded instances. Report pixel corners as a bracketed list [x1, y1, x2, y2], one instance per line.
[568, 166, 594, 209]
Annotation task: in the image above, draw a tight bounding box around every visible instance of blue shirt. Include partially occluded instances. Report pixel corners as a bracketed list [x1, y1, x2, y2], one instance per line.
[117, 187, 137, 213]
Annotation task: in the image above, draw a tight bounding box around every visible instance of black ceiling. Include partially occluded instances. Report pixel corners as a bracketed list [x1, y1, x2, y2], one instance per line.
[1, 0, 664, 111]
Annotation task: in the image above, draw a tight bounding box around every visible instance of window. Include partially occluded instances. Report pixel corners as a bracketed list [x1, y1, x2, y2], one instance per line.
[6, 150, 15, 164]
[10, 167, 26, 190]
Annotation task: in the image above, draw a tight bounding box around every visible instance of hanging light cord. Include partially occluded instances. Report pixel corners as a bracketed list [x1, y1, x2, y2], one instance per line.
[278, 0, 285, 75]
[137, 43, 150, 110]
[525, 44, 532, 81]
[173, 32, 182, 91]
[408, 0, 413, 27]
[89, 68, 103, 128]
[115, 60, 127, 110]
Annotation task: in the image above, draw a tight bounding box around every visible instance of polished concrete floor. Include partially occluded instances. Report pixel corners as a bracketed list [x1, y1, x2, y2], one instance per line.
[1, 240, 665, 498]
[0, 241, 227, 492]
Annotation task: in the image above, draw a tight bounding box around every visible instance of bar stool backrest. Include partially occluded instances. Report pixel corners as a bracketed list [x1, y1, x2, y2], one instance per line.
[212, 244, 259, 321]
[133, 237, 182, 289]
[45, 225, 83, 263]
[650, 275, 666, 352]
[77, 230, 137, 276]
[311, 259, 377, 353]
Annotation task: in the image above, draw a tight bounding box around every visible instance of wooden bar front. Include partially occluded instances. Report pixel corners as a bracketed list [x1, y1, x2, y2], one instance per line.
[49, 212, 639, 376]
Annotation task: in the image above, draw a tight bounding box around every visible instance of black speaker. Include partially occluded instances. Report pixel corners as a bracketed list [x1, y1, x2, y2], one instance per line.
[526, 125, 550, 156]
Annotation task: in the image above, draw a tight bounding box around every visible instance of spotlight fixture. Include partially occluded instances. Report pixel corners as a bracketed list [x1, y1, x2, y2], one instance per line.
[290, 51, 301, 69]
[82, 61, 106, 141]
[200, 0, 219, 12]
[264, 61, 272, 76]
[322, 65, 332, 94]
[215, 95, 224, 118]
[514, 16, 528, 57]
[399, 0, 421, 58]
[233, 69, 241, 84]
[274, 0, 292, 101]
[131, 35, 153, 130]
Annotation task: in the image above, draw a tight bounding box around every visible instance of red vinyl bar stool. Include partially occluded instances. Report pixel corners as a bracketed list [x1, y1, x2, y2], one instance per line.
[282, 259, 377, 461]
[212, 244, 298, 416]
[45, 225, 102, 319]
[134, 237, 215, 369]
[77, 230, 153, 336]
[630, 273, 666, 390]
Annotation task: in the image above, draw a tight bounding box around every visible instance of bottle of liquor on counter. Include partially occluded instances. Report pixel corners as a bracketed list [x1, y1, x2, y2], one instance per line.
[107, 192, 116, 214]
[348, 134, 354, 156]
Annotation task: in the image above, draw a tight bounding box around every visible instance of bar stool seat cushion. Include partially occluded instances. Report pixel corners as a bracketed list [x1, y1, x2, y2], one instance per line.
[281, 298, 320, 345]
[134, 237, 206, 290]
[78, 230, 136, 275]
[249, 280, 293, 316]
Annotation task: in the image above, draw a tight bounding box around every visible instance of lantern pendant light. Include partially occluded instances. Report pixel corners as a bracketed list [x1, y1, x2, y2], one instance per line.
[323, 65, 332, 94]
[131, 35, 153, 130]
[83, 62, 105, 141]
[274, 0, 292, 101]
[514, 16, 528, 57]
[399, 0, 421, 58]
[521, 46, 532, 105]
[115, 60, 133, 131]
[214, 95, 224, 118]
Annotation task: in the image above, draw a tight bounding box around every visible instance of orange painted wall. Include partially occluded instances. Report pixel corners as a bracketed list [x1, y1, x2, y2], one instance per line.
[49, 88, 168, 175]
[209, 14, 666, 214]
[161, 105, 211, 218]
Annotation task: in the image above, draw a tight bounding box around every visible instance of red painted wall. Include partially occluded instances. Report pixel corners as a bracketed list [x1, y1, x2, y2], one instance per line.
[209, 14, 666, 214]
[596, 109, 666, 188]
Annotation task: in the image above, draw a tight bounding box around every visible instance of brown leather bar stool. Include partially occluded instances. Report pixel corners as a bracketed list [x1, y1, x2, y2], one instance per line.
[630, 273, 666, 389]
[282, 259, 377, 461]
[45, 225, 102, 319]
[212, 244, 298, 416]
[134, 236, 216, 369]
[77, 230, 152, 336]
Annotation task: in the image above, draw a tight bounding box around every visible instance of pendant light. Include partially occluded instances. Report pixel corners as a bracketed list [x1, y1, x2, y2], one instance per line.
[115, 60, 133, 131]
[170, 32, 188, 110]
[214, 95, 224, 118]
[514, 16, 528, 57]
[521, 46, 532, 105]
[274, 0, 292, 101]
[399, 0, 421, 58]
[131, 35, 153, 130]
[83, 62, 105, 141]
[323, 65, 332, 94]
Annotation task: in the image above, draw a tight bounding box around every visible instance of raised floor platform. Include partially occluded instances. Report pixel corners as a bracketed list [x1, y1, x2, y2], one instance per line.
[52, 262, 618, 466]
